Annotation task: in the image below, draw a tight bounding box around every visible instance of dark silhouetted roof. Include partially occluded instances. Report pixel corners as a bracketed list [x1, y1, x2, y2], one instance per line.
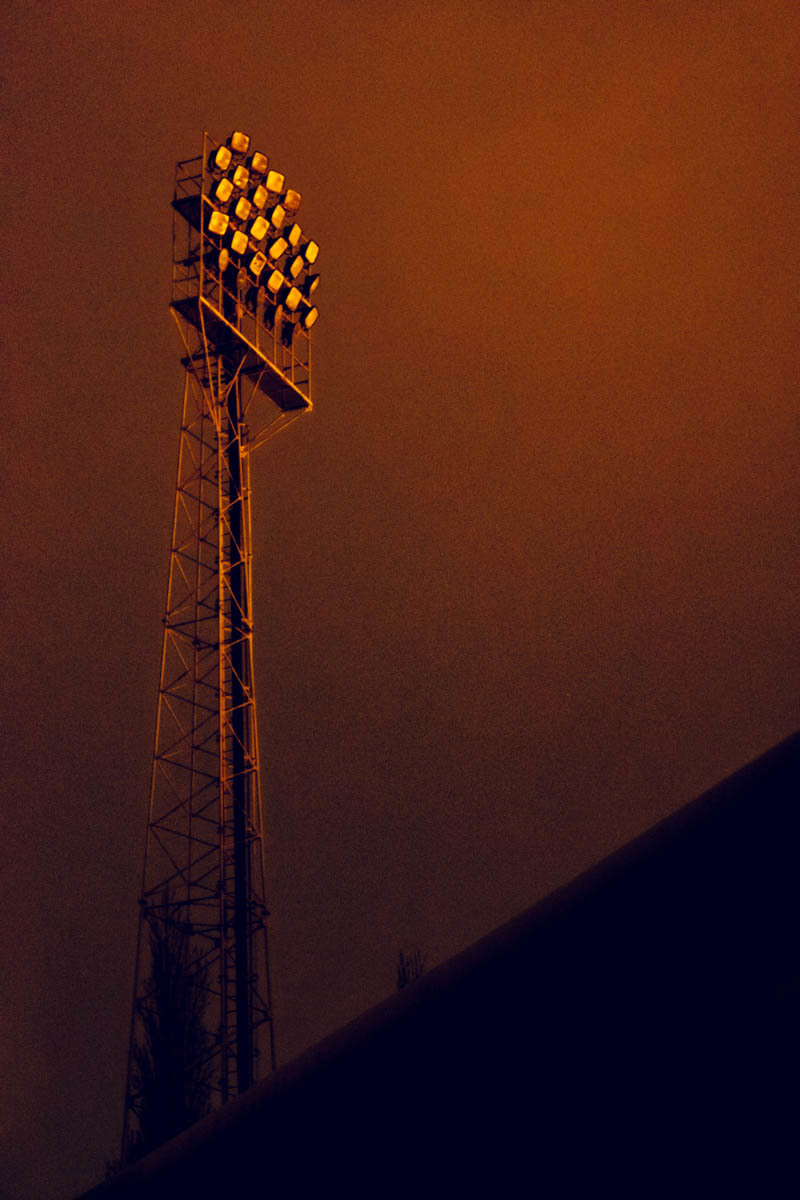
[79, 731, 799, 1198]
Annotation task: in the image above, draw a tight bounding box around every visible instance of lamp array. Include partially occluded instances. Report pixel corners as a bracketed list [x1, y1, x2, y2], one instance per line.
[203, 130, 320, 343]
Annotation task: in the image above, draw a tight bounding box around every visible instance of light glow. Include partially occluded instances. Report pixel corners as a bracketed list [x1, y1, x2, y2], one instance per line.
[235, 197, 252, 222]
[208, 210, 229, 236]
[265, 170, 285, 193]
[211, 146, 232, 173]
[284, 286, 302, 312]
[250, 215, 269, 242]
[268, 236, 288, 262]
[268, 204, 286, 231]
[229, 229, 248, 255]
[249, 151, 268, 175]
[283, 189, 301, 213]
[301, 304, 319, 330]
[233, 165, 250, 191]
[229, 131, 250, 154]
[215, 178, 234, 204]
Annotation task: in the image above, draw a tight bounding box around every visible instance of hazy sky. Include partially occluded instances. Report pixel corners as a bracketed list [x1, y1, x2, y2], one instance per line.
[2, 2, 798, 1196]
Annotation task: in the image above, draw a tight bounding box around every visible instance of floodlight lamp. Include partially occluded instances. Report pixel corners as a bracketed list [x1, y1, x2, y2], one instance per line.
[301, 304, 319, 331]
[207, 209, 230, 237]
[287, 254, 304, 280]
[209, 145, 232, 173]
[265, 268, 285, 295]
[227, 228, 249, 256]
[286, 222, 302, 249]
[265, 170, 285, 193]
[249, 251, 268, 277]
[228, 131, 250, 155]
[267, 236, 288, 262]
[283, 189, 301, 214]
[249, 151, 268, 175]
[215, 178, 234, 204]
[218, 248, 230, 273]
[301, 272, 320, 298]
[233, 165, 250, 191]
[235, 197, 252, 222]
[301, 239, 319, 265]
[251, 184, 269, 210]
[250, 215, 269, 242]
[268, 204, 286, 231]
[283, 285, 302, 312]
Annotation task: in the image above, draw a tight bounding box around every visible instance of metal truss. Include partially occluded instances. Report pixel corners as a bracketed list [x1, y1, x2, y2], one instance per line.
[122, 134, 313, 1157]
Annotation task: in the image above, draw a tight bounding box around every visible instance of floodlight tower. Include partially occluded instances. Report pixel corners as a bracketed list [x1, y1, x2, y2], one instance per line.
[122, 131, 320, 1158]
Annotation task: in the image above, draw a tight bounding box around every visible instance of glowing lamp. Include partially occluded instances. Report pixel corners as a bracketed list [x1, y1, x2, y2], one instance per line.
[227, 228, 249, 255]
[265, 268, 285, 295]
[283, 285, 302, 312]
[249, 151, 268, 175]
[235, 197, 252, 222]
[286, 222, 302, 249]
[218, 248, 230, 273]
[283, 189, 301, 214]
[249, 251, 267, 277]
[301, 239, 319, 265]
[267, 236, 288, 262]
[301, 273, 320, 298]
[287, 254, 304, 279]
[268, 204, 286, 231]
[233, 165, 250, 191]
[251, 184, 268, 210]
[301, 304, 319, 331]
[229, 131, 250, 154]
[209, 145, 232, 173]
[215, 178, 234, 204]
[265, 169, 285, 193]
[250, 215, 269, 242]
[208, 209, 229, 237]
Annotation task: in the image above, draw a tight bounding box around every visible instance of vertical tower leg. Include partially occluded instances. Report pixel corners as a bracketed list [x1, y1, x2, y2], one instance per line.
[122, 350, 274, 1160]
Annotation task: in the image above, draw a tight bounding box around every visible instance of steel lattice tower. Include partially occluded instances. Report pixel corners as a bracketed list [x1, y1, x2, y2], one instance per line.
[122, 131, 319, 1158]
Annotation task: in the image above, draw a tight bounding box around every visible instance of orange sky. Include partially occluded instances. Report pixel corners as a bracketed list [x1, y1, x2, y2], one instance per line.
[2, 2, 798, 1195]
